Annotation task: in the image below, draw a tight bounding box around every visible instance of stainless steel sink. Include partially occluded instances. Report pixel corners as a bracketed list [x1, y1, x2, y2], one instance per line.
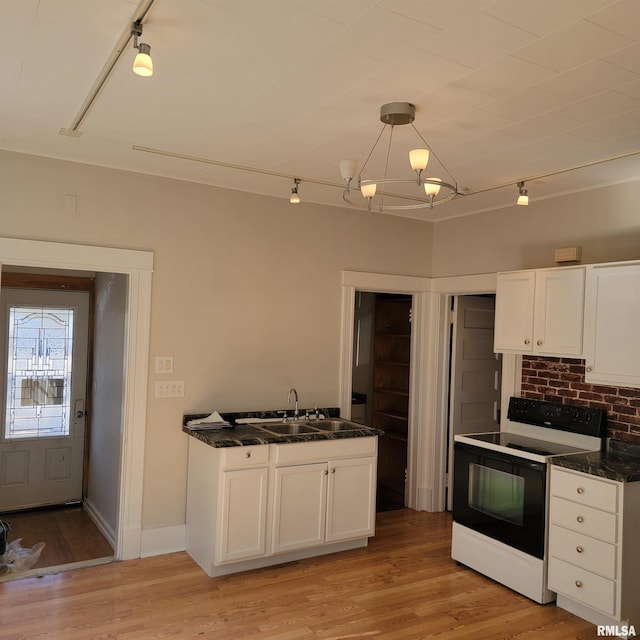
[310, 419, 363, 432]
[258, 422, 320, 435]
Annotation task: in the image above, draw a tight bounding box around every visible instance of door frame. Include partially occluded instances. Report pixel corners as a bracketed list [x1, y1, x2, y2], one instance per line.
[340, 270, 500, 513]
[0, 237, 153, 560]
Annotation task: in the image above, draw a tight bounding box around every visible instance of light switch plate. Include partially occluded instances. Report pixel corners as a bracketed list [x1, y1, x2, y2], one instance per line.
[155, 356, 174, 374]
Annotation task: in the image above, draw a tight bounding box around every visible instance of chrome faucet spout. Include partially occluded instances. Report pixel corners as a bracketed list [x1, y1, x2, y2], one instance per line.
[287, 388, 299, 419]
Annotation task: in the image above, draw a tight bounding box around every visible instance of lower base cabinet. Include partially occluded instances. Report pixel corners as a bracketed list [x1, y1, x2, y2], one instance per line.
[548, 467, 640, 632]
[186, 436, 377, 577]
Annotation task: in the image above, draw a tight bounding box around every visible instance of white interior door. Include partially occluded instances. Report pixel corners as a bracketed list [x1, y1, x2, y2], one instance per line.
[0, 288, 89, 511]
[447, 295, 500, 510]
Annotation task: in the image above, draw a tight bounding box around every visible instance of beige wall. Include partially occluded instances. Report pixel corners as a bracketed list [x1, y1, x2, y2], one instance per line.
[431, 180, 640, 277]
[0, 150, 433, 531]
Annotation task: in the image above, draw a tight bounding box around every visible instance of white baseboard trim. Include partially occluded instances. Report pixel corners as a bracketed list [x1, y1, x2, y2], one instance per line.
[83, 498, 116, 549]
[140, 524, 186, 558]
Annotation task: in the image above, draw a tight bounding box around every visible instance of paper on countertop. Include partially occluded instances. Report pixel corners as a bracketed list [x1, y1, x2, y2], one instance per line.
[187, 411, 230, 429]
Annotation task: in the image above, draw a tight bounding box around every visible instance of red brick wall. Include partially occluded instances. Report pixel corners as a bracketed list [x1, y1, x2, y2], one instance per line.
[521, 356, 640, 444]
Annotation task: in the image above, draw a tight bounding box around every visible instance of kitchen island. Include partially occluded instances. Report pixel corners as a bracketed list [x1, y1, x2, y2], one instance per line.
[184, 411, 382, 577]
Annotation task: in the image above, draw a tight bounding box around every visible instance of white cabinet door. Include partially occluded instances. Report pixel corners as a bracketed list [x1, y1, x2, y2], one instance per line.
[218, 466, 268, 564]
[494, 271, 535, 353]
[272, 463, 327, 554]
[534, 267, 584, 356]
[326, 457, 376, 542]
[494, 268, 585, 356]
[584, 263, 640, 388]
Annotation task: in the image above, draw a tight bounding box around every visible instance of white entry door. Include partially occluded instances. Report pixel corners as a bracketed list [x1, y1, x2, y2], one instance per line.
[0, 288, 89, 511]
[447, 295, 501, 510]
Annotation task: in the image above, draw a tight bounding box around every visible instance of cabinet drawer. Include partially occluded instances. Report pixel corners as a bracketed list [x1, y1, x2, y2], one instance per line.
[221, 445, 270, 469]
[548, 557, 616, 616]
[274, 437, 377, 466]
[549, 497, 617, 543]
[551, 468, 618, 512]
[549, 524, 617, 579]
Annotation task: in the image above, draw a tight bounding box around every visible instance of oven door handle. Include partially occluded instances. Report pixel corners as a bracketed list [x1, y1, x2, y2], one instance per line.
[454, 441, 546, 473]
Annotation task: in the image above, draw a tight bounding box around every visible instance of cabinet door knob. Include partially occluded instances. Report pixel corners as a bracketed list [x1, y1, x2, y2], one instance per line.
[576, 546, 584, 554]
[586, 366, 593, 372]
[575, 580, 583, 588]
[524, 338, 530, 345]
[245, 451, 252, 458]
[324, 469, 329, 475]
[577, 516, 584, 523]
[536, 340, 543, 346]
[331, 468, 336, 474]
[577, 487, 585, 494]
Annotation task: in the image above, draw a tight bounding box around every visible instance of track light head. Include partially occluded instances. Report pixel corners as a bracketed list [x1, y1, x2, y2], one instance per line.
[290, 178, 301, 204]
[132, 21, 153, 77]
[517, 181, 529, 206]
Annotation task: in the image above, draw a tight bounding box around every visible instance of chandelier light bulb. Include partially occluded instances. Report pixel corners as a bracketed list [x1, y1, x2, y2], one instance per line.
[424, 178, 441, 197]
[409, 148, 429, 172]
[361, 183, 377, 200]
[289, 179, 301, 204]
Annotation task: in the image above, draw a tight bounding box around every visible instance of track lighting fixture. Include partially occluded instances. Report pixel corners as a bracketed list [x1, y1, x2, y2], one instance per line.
[289, 179, 301, 204]
[517, 181, 529, 206]
[131, 21, 153, 77]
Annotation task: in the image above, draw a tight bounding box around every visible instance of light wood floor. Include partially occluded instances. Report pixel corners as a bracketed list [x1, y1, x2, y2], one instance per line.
[1, 505, 113, 569]
[0, 510, 598, 640]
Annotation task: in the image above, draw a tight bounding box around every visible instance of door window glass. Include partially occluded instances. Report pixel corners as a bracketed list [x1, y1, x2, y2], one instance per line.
[4, 306, 74, 439]
[468, 463, 524, 526]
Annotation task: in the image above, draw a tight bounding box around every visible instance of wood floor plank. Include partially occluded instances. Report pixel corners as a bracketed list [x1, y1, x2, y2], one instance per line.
[0, 510, 599, 639]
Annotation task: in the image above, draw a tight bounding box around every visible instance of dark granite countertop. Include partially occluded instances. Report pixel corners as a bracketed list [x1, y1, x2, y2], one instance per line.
[551, 439, 640, 483]
[182, 408, 383, 448]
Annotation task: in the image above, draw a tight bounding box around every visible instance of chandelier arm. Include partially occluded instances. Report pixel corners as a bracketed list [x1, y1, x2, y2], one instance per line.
[359, 124, 387, 178]
[410, 123, 458, 188]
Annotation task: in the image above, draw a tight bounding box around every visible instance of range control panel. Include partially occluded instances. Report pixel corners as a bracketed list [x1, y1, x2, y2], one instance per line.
[507, 397, 606, 437]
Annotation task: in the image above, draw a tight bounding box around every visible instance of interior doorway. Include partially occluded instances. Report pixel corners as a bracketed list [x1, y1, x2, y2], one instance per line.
[445, 294, 502, 511]
[352, 292, 412, 511]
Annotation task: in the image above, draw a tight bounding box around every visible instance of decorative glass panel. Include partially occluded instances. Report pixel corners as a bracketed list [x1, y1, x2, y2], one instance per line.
[4, 306, 74, 439]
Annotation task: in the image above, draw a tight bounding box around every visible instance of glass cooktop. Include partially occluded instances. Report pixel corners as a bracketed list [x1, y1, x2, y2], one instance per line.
[460, 432, 599, 458]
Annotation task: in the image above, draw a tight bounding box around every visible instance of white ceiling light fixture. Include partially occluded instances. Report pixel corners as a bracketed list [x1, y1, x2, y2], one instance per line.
[289, 179, 301, 204]
[340, 102, 459, 212]
[131, 20, 153, 77]
[517, 181, 529, 206]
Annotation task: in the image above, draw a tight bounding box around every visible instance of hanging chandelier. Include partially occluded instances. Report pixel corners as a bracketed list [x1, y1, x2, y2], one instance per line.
[339, 102, 459, 212]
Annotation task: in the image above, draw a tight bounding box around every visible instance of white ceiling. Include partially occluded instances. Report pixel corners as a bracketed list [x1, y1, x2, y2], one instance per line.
[2, 0, 640, 221]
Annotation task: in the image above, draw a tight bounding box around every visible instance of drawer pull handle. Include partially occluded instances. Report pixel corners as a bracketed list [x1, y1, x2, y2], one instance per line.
[245, 452, 252, 458]
[575, 580, 583, 588]
[577, 487, 585, 494]
[577, 516, 584, 523]
[576, 546, 584, 554]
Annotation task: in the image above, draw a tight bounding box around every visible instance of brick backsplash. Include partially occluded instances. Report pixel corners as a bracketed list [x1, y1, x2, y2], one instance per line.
[521, 356, 640, 444]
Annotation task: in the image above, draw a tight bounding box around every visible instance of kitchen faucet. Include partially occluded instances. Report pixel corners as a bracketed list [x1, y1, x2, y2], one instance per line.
[287, 388, 299, 420]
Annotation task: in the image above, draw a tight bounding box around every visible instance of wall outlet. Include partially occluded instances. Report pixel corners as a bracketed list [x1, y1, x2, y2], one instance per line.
[155, 380, 185, 398]
[155, 356, 174, 374]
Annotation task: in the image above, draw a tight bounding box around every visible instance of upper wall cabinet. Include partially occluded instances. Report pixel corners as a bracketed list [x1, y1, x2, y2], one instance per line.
[494, 267, 585, 357]
[584, 262, 640, 389]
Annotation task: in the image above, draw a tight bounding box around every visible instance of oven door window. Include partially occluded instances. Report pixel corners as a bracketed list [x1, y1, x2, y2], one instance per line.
[469, 463, 524, 526]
